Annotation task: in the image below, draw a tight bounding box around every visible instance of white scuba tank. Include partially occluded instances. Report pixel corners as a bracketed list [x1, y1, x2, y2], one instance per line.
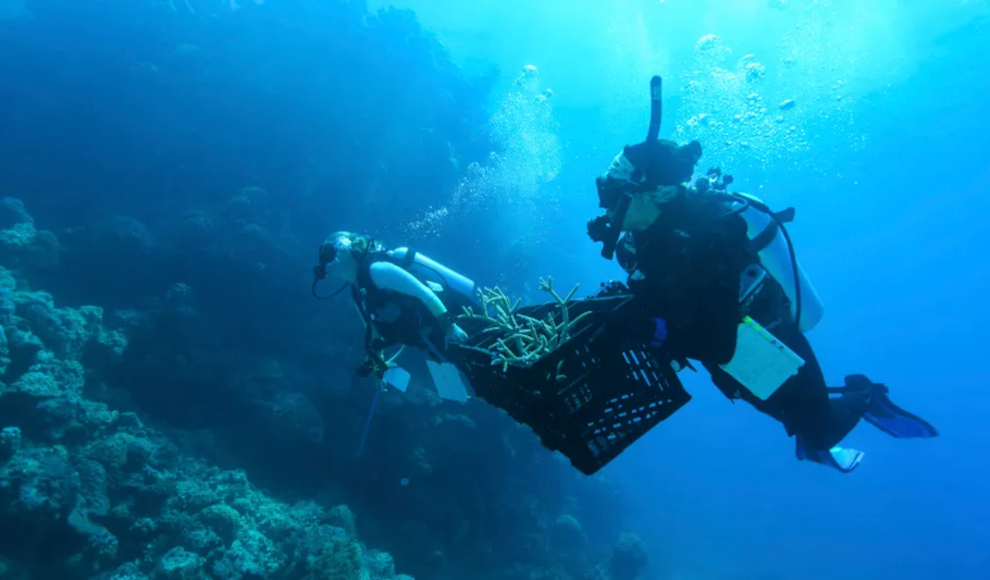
[734, 193, 824, 333]
[388, 248, 477, 303]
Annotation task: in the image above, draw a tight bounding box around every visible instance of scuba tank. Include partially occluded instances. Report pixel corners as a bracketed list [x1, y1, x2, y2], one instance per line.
[388, 248, 478, 305]
[731, 193, 824, 333]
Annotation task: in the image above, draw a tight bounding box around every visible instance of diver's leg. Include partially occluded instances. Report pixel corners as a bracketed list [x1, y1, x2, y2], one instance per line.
[707, 324, 870, 472]
[762, 325, 839, 447]
[707, 323, 840, 447]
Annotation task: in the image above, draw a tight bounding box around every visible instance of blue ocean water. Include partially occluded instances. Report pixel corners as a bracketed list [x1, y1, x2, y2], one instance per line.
[0, 1, 988, 579]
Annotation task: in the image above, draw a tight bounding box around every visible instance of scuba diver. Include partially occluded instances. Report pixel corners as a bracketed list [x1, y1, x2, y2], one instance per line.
[587, 76, 938, 473]
[311, 231, 475, 402]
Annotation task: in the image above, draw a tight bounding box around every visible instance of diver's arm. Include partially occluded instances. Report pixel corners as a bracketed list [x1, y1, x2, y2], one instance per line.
[368, 262, 447, 318]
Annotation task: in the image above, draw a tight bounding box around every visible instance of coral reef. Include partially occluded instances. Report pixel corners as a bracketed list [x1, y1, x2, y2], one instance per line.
[0, 229, 406, 579]
[0, 197, 60, 272]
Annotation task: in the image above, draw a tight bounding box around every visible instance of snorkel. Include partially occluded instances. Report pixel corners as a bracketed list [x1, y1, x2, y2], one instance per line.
[646, 75, 663, 143]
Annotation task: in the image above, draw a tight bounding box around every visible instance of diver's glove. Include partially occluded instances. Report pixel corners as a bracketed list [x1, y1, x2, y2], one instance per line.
[356, 359, 376, 378]
[446, 324, 468, 346]
[438, 311, 468, 346]
[646, 317, 668, 348]
[606, 299, 667, 349]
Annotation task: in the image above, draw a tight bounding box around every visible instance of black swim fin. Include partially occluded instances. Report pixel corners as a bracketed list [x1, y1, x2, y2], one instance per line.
[833, 375, 939, 439]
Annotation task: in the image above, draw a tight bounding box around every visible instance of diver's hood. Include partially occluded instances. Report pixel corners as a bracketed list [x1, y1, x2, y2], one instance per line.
[318, 231, 381, 268]
[625, 139, 703, 189]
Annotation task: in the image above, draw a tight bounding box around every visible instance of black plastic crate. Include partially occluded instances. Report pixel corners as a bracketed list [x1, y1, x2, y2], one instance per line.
[454, 293, 691, 475]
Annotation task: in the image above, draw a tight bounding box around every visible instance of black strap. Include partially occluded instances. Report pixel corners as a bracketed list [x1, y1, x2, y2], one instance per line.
[350, 285, 388, 378]
[750, 222, 778, 254]
[601, 194, 633, 259]
[749, 206, 795, 254]
[775, 206, 796, 223]
[394, 249, 417, 268]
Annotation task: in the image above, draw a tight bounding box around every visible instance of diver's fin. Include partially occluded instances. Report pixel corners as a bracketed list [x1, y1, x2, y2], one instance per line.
[426, 360, 472, 403]
[382, 366, 411, 393]
[796, 439, 865, 473]
[837, 374, 939, 439]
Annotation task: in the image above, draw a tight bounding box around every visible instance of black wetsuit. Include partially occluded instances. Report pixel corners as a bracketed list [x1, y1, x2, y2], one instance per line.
[627, 191, 861, 451]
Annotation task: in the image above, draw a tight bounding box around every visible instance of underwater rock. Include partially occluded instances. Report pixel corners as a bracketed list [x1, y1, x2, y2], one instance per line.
[156, 546, 205, 580]
[173, 210, 214, 250]
[0, 352, 118, 445]
[213, 529, 285, 580]
[10, 366, 70, 398]
[108, 561, 148, 580]
[296, 527, 363, 580]
[0, 426, 21, 461]
[68, 516, 121, 570]
[245, 388, 325, 448]
[550, 514, 588, 552]
[92, 216, 156, 253]
[0, 446, 80, 523]
[2, 325, 43, 376]
[0, 198, 33, 230]
[178, 523, 223, 555]
[83, 431, 162, 482]
[74, 456, 111, 517]
[0, 199, 59, 270]
[118, 465, 178, 511]
[327, 504, 358, 537]
[171, 478, 222, 513]
[5, 286, 128, 366]
[0, 328, 9, 375]
[362, 549, 396, 580]
[0, 556, 29, 580]
[609, 532, 649, 580]
[164, 282, 198, 317]
[197, 503, 242, 544]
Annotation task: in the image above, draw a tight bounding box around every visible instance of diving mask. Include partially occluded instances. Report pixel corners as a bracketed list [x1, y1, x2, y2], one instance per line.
[319, 233, 356, 266]
[313, 233, 356, 283]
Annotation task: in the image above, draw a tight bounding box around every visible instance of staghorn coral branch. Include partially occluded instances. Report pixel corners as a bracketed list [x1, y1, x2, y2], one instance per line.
[459, 278, 590, 380]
